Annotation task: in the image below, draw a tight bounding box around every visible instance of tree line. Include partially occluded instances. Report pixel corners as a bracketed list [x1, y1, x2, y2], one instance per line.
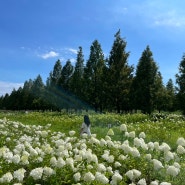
[0, 30, 185, 114]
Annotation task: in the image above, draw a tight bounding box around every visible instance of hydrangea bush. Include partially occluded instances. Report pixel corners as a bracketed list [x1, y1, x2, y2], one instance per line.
[0, 116, 185, 185]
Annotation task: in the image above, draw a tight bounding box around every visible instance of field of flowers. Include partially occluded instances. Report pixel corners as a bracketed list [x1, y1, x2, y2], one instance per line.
[0, 111, 185, 184]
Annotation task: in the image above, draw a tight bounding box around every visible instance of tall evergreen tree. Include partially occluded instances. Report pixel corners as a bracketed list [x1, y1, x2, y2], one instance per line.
[22, 79, 34, 109]
[69, 46, 84, 97]
[48, 59, 62, 87]
[31, 75, 45, 96]
[60, 60, 74, 90]
[132, 45, 158, 114]
[153, 72, 167, 112]
[107, 30, 133, 113]
[83, 40, 105, 111]
[166, 78, 175, 111]
[176, 53, 185, 114]
[31, 75, 46, 110]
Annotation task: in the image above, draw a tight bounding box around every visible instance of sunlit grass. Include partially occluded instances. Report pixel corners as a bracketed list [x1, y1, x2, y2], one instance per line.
[0, 111, 185, 184]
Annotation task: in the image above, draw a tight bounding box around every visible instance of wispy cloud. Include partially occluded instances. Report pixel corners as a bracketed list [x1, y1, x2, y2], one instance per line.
[153, 10, 185, 28]
[67, 48, 78, 55]
[40, 51, 59, 59]
[110, 1, 185, 30]
[0, 81, 24, 96]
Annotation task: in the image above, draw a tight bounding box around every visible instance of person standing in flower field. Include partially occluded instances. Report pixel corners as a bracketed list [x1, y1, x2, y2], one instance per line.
[80, 115, 91, 136]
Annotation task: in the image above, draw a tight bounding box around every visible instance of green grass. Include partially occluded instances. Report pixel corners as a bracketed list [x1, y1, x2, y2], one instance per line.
[1, 111, 185, 184]
[1, 111, 185, 148]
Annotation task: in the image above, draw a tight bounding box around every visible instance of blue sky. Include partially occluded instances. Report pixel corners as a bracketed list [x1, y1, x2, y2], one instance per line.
[1, 0, 185, 96]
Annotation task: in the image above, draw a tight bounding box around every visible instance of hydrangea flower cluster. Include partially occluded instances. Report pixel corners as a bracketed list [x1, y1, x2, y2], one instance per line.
[0, 118, 185, 184]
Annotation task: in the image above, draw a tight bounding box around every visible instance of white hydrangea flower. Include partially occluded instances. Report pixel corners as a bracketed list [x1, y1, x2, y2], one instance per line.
[125, 170, 134, 181]
[12, 154, 21, 164]
[118, 154, 127, 161]
[66, 157, 74, 169]
[148, 142, 154, 150]
[30, 167, 43, 180]
[121, 143, 132, 154]
[57, 157, 66, 168]
[69, 130, 76, 136]
[4, 151, 13, 162]
[138, 178, 147, 185]
[83, 172, 95, 182]
[150, 180, 159, 185]
[128, 131, 135, 138]
[29, 147, 38, 156]
[154, 142, 160, 150]
[107, 155, 114, 163]
[139, 132, 146, 138]
[107, 128, 114, 136]
[97, 163, 106, 172]
[105, 135, 111, 141]
[50, 156, 57, 167]
[153, 159, 164, 170]
[114, 161, 121, 168]
[95, 172, 109, 184]
[111, 171, 122, 184]
[120, 124, 127, 132]
[177, 137, 185, 146]
[81, 133, 88, 138]
[164, 151, 174, 162]
[102, 153, 109, 161]
[107, 166, 113, 175]
[159, 143, 171, 152]
[20, 154, 29, 165]
[107, 140, 114, 147]
[160, 182, 171, 185]
[13, 168, 26, 182]
[66, 143, 72, 150]
[87, 165, 94, 170]
[74, 154, 82, 162]
[173, 162, 181, 169]
[41, 130, 48, 138]
[73, 172, 81, 182]
[131, 147, 140, 157]
[80, 143, 87, 150]
[166, 165, 180, 177]
[89, 137, 100, 145]
[134, 137, 142, 147]
[43, 167, 55, 177]
[0, 172, 13, 183]
[177, 145, 185, 154]
[91, 154, 98, 163]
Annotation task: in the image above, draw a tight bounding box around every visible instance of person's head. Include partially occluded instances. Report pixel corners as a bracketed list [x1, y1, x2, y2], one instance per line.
[84, 115, 90, 126]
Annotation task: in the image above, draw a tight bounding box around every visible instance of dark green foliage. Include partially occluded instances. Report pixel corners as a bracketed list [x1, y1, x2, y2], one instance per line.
[47, 59, 62, 86]
[107, 30, 134, 113]
[59, 59, 74, 90]
[176, 54, 185, 114]
[0, 30, 183, 113]
[83, 40, 105, 112]
[131, 46, 158, 114]
[165, 79, 176, 111]
[69, 46, 84, 98]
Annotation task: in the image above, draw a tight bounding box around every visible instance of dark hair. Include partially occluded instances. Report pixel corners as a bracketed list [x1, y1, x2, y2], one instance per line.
[84, 115, 90, 127]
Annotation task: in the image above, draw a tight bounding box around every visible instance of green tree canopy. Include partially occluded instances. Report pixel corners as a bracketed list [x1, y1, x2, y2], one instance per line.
[83, 40, 105, 111]
[176, 53, 185, 114]
[107, 30, 133, 113]
[132, 45, 158, 114]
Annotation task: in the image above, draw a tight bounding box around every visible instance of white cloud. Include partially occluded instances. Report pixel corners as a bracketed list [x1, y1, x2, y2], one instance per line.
[68, 48, 78, 54]
[0, 81, 24, 96]
[110, 1, 185, 30]
[153, 10, 185, 28]
[40, 51, 59, 59]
